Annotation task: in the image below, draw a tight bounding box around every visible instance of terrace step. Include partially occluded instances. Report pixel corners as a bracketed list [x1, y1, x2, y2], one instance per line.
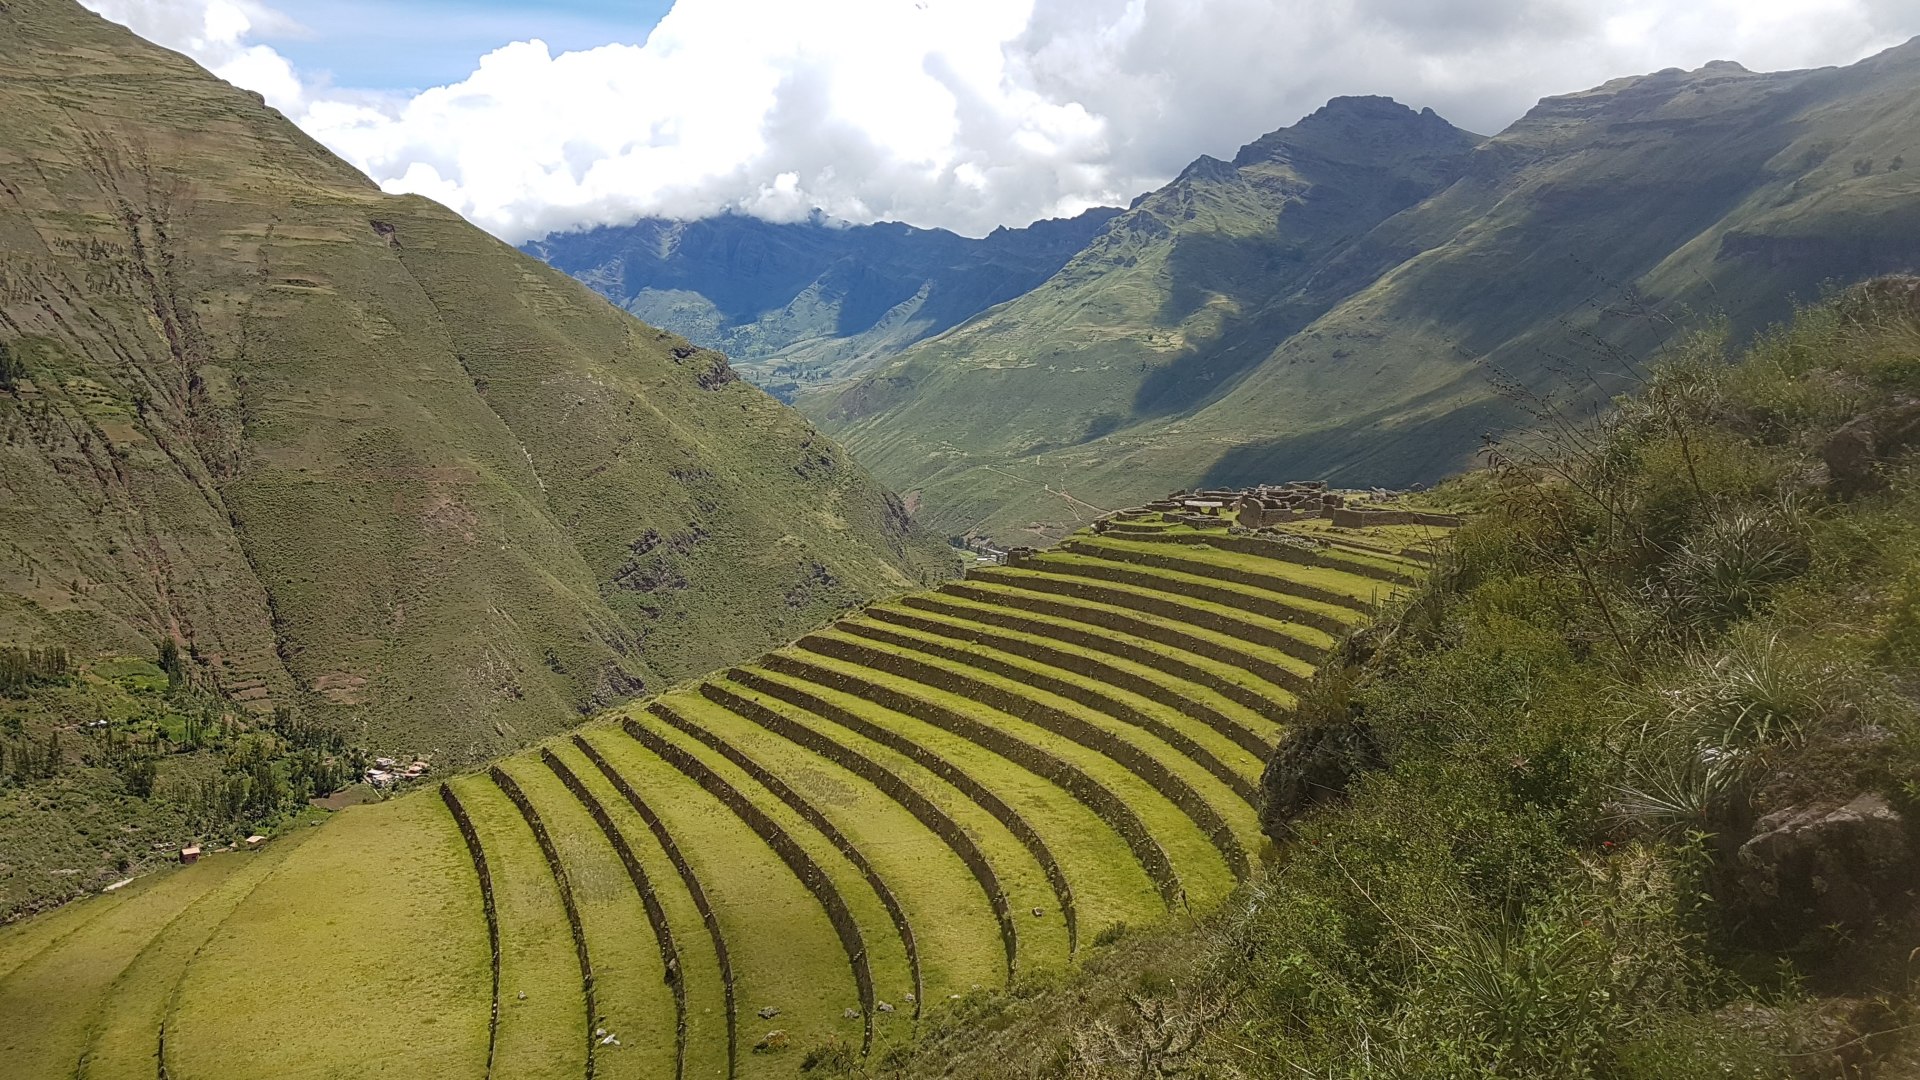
[488, 766, 601, 1078]
[754, 652, 1172, 943]
[446, 775, 589, 1080]
[563, 738, 736, 1079]
[1038, 547, 1362, 635]
[728, 667, 1081, 962]
[578, 729, 866, 1065]
[768, 648, 1190, 910]
[861, 602, 1272, 757]
[500, 757, 683, 1080]
[1065, 534, 1394, 609]
[968, 565, 1334, 665]
[696, 680, 1020, 985]
[644, 699, 920, 1024]
[839, 615, 1261, 804]
[1114, 529, 1421, 586]
[797, 630, 1252, 888]
[942, 580, 1307, 701]
[898, 591, 1291, 732]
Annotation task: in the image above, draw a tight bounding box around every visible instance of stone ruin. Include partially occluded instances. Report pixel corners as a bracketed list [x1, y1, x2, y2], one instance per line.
[1095, 481, 1462, 534]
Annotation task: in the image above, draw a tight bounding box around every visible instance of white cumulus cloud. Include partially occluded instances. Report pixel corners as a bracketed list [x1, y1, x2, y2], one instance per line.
[83, 0, 1920, 243]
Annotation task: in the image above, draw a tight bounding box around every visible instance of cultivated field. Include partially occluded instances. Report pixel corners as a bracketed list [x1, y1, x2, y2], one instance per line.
[0, 516, 1439, 1077]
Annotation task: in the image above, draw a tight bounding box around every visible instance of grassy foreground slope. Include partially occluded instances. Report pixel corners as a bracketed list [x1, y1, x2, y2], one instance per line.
[812, 46, 1920, 542]
[873, 284, 1920, 1079]
[0, 0, 952, 760]
[0, 492, 1439, 1076]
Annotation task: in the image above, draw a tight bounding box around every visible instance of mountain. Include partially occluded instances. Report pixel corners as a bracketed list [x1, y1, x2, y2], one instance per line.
[807, 47, 1920, 542]
[523, 207, 1121, 400]
[0, 0, 954, 759]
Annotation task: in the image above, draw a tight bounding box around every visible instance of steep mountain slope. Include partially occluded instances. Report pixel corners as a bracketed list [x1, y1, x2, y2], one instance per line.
[804, 97, 1485, 534]
[812, 47, 1920, 541]
[524, 208, 1120, 400]
[0, 0, 953, 759]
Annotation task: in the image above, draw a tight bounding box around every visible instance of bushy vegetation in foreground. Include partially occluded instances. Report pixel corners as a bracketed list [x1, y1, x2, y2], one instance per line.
[877, 284, 1920, 1078]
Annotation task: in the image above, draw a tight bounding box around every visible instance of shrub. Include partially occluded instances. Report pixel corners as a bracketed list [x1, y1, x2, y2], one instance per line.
[1656, 503, 1810, 635]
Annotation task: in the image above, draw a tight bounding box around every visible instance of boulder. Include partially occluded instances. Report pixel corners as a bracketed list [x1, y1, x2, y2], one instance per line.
[753, 1030, 789, 1054]
[1824, 400, 1920, 496]
[1734, 792, 1914, 937]
[1258, 719, 1383, 840]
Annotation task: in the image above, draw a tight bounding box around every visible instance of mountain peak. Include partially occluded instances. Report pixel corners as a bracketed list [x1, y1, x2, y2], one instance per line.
[1232, 95, 1476, 168]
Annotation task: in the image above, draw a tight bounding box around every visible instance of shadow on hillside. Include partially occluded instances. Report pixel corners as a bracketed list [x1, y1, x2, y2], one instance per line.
[1199, 393, 1519, 490]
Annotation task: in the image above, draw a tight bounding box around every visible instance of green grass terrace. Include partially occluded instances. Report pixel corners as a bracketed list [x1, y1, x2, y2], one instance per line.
[0, 512, 1444, 1077]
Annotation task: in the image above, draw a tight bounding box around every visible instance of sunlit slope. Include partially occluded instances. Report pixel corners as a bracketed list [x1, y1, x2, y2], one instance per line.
[0, 0, 952, 759]
[0, 514, 1442, 1077]
[812, 45, 1920, 541]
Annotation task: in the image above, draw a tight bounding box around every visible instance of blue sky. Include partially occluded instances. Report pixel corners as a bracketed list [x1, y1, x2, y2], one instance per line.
[263, 0, 673, 90]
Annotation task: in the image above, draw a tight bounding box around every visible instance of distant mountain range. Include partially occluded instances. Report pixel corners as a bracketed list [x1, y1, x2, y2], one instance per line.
[530, 43, 1920, 543]
[524, 207, 1120, 400]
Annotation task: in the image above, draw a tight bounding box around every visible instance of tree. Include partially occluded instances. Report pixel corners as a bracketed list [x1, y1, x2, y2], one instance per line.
[0, 340, 22, 391]
[158, 638, 185, 689]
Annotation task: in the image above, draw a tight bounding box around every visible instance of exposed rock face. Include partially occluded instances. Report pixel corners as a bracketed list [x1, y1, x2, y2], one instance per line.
[1825, 401, 1920, 496]
[1258, 720, 1383, 839]
[1734, 793, 1915, 937]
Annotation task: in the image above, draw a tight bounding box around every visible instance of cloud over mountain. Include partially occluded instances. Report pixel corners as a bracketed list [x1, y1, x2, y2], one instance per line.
[86, 0, 1920, 242]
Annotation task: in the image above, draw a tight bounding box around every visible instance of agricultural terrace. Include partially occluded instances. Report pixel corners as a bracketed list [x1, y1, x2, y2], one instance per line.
[0, 511, 1444, 1077]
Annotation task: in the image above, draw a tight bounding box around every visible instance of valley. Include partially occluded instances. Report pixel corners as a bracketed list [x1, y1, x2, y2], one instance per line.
[3, 0, 1919, 1076]
[0, 504, 1439, 1076]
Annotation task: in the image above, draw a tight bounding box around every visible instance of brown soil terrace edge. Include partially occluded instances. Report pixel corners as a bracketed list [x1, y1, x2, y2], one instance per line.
[728, 665, 1081, 959]
[838, 617, 1260, 806]
[1042, 546, 1358, 635]
[897, 592, 1286, 737]
[440, 783, 503, 1079]
[646, 701, 925, 1020]
[940, 582, 1302, 701]
[967, 566, 1328, 670]
[618, 718, 879, 1057]
[803, 632, 1251, 883]
[698, 680, 1019, 984]
[766, 650, 1185, 909]
[540, 749, 689, 1080]
[572, 735, 740, 1080]
[1144, 531, 1420, 587]
[1060, 537, 1379, 616]
[488, 766, 599, 1080]
[861, 603, 1270, 760]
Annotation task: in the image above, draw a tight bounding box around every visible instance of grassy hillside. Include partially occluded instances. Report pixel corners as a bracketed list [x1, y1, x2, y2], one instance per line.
[524, 209, 1121, 401]
[869, 283, 1920, 1078]
[811, 47, 1920, 545]
[0, 0, 953, 767]
[0, 485, 1443, 1075]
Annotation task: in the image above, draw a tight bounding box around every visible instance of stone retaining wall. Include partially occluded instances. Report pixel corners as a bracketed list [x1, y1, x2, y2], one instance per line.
[700, 681, 1019, 980]
[804, 634, 1250, 883]
[903, 592, 1287, 731]
[731, 665, 1079, 957]
[839, 619, 1257, 807]
[772, 649, 1184, 906]
[968, 567, 1327, 668]
[489, 766, 598, 1080]
[620, 719, 878, 1055]
[439, 784, 502, 1077]
[1052, 544, 1359, 631]
[540, 750, 688, 1075]
[943, 582, 1304, 699]
[573, 736, 739, 1077]
[648, 702, 924, 1019]
[863, 605, 1270, 759]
